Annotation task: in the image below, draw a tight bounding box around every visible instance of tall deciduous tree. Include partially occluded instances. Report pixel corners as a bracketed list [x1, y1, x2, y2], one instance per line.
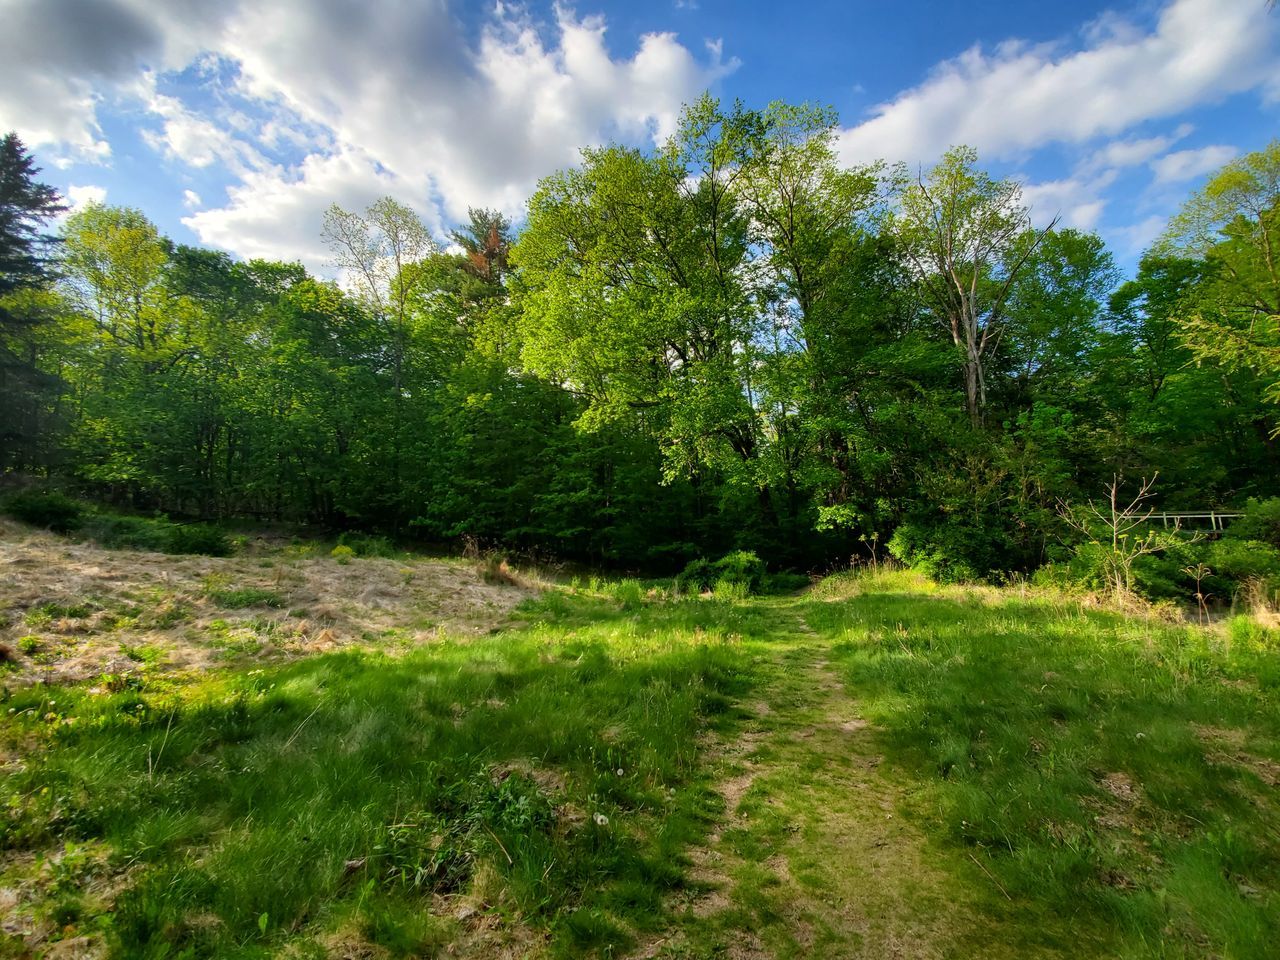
[1159, 140, 1280, 427]
[893, 146, 1056, 427]
[322, 198, 439, 523]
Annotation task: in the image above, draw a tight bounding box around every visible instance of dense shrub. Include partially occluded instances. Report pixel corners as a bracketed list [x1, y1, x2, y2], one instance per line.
[676, 551, 766, 594]
[1207, 539, 1280, 593]
[2, 490, 83, 533]
[164, 524, 233, 557]
[80, 514, 169, 551]
[886, 520, 990, 583]
[1229, 498, 1280, 548]
[337, 532, 396, 557]
[81, 513, 232, 556]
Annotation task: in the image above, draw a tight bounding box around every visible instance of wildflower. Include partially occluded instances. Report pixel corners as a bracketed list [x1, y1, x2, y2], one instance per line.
[616, 768, 624, 777]
[593, 812, 609, 827]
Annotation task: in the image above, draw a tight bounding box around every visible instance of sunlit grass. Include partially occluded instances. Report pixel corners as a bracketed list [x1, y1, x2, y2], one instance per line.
[807, 581, 1280, 958]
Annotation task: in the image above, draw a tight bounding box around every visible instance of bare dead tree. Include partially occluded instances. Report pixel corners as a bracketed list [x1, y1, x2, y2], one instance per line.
[1058, 473, 1203, 602]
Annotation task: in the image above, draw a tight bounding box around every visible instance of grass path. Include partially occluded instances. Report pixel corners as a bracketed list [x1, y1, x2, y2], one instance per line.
[642, 602, 1041, 960]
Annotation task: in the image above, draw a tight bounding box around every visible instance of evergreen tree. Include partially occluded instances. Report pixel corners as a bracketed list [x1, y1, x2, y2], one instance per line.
[0, 132, 66, 297]
[0, 132, 67, 470]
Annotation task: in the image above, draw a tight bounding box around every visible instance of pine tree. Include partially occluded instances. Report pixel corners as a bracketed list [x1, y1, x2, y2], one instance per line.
[0, 131, 66, 298]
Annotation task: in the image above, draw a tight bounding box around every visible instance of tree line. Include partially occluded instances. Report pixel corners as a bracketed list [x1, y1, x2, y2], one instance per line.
[1, 99, 1278, 582]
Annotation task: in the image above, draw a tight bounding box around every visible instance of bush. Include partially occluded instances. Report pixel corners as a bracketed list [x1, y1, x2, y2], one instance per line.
[79, 513, 231, 556]
[164, 524, 232, 557]
[612, 578, 646, 609]
[81, 514, 169, 551]
[1207, 539, 1280, 589]
[330, 544, 356, 565]
[1227, 498, 1280, 548]
[886, 521, 986, 583]
[675, 558, 717, 594]
[676, 551, 766, 595]
[2, 490, 82, 533]
[337, 532, 396, 558]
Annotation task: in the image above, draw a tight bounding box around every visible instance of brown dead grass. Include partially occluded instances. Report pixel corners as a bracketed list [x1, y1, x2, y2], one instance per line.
[0, 519, 532, 685]
[1194, 724, 1280, 788]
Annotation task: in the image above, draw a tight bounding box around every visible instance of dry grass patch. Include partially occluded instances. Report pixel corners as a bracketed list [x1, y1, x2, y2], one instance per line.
[0, 520, 531, 684]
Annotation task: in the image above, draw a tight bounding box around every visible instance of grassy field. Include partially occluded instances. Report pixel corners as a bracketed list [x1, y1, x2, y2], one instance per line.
[1, 533, 1279, 958]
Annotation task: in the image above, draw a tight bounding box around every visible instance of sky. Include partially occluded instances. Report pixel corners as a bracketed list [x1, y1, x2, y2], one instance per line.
[1, 0, 1277, 275]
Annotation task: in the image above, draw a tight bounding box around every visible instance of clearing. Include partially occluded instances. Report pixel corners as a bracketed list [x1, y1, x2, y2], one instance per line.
[1, 528, 1278, 959]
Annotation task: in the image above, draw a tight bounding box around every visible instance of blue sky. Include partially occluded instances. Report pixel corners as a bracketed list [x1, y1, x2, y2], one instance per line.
[1, 0, 1276, 273]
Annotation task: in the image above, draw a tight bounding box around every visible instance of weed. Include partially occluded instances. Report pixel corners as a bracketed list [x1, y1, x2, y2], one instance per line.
[208, 587, 285, 609]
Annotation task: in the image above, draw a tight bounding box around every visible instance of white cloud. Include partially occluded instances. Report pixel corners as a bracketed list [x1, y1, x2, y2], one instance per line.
[1106, 214, 1168, 257]
[66, 184, 107, 209]
[1150, 144, 1237, 183]
[1020, 169, 1118, 229]
[182, 149, 420, 267]
[0, 0, 734, 269]
[837, 0, 1278, 167]
[1085, 123, 1193, 171]
[182, 189, 202, 209]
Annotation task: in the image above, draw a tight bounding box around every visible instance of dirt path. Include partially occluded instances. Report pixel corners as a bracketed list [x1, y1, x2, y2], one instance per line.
[637, 604, 1031, 960]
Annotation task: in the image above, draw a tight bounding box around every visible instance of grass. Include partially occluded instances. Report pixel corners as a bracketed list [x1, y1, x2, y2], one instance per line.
[1, 554, 1278, 958]
[0, 590, 765, 958]
[804, 569, 1280, 958]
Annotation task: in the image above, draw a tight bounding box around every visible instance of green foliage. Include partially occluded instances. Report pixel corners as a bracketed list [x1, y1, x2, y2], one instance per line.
[1, 489, 82, 532]
[1208, 539, 1280, 591]
[3, 117, 1279, 588]
[165, 524, 232, 557]
[79, 512, 231, 556]
[330, 544, 355, 565]
[887, 520, 987, 583]
[336, 532, 396, 558]
[676, 551, 766, 595]
[1231, 497, 1280, 548]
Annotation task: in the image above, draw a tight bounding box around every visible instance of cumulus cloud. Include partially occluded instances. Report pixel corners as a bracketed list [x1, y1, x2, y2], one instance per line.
[1150, 144, 1237, 184]
[182, 189, 202, 209]
[836, 0, 1277, 167]
[0, 0, 734, 268]
[66, 184, 107, 209]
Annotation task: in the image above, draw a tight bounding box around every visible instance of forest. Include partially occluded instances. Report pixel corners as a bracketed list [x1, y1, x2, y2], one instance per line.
[2, 100, 1279, 607]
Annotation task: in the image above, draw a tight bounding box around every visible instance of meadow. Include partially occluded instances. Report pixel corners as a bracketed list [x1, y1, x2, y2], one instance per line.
[1, 531, 1278, 959]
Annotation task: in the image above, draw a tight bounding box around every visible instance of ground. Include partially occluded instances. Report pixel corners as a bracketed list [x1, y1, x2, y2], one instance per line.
[0, 519, 527, 684]
[0, 526, 1278, 959]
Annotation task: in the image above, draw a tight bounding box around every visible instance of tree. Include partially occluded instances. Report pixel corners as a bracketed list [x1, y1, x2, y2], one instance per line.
[450, 207, 512, 281]
[1158, 141, 1279, 427]
[893, 146, 1056, 427]
[322, 198, 439, 524]
[0, 132, 66, 297]
[0, 133, 67, 469]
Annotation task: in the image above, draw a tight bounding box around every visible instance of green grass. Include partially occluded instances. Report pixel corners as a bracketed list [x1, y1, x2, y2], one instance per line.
[2, 565, 1278, 959]
[206, 586, 285, 609]
[0, 590, 765, 958]
[803, 569, 1280, 958]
